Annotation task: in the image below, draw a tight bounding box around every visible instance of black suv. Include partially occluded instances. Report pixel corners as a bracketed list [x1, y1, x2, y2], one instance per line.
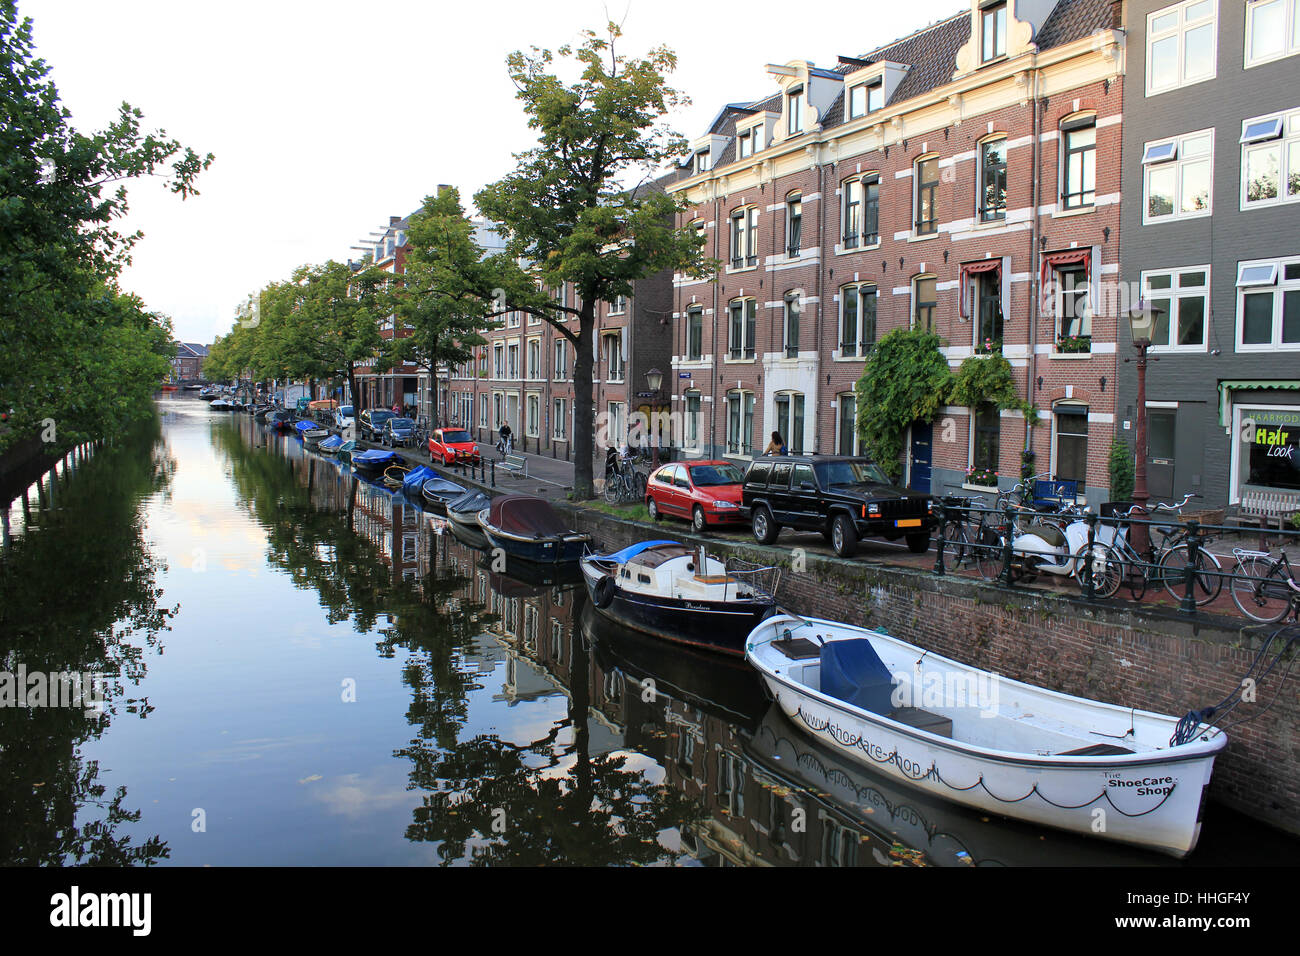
[358, 408, 395, 442]
[741, 455, 935, 558]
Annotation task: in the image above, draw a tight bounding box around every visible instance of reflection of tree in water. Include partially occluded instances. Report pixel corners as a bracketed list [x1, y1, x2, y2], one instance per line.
[219, 420, 701, 864]
[0, 416, 175, 865]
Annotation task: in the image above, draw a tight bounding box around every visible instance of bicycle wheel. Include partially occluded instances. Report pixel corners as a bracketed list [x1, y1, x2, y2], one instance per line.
[604, 476, 623, 505]
[1229, 555, 1294, 623]
[634, 471, 648, 499]
[972, 526, 1005, 582]
[1158, 544, 1224, 607]
[940, 520, 968, 568]
[1075, 543, 1122, 599]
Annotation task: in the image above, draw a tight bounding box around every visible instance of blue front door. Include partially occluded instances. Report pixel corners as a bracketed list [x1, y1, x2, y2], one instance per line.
[909, 423, 933, 493]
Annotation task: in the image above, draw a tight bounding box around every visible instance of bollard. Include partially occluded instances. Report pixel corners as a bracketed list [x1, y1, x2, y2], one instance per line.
[490, 460, 496, 488]
[1001, 504, 1015, 586]
[1083, 512, 1098, 600]
[932, 500, 947, 576]
[1181, 520, 1201, 614]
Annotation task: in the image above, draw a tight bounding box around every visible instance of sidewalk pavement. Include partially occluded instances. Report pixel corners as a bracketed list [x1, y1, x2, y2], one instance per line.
[359, 435, 580, 500]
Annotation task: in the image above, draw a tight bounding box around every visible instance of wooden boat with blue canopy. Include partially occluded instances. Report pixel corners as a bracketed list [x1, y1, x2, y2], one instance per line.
[476, 494, 591, 564]
[580, 540, 781, 657]
[420, 475, 468, 514]
[745, 613, 1227, 857]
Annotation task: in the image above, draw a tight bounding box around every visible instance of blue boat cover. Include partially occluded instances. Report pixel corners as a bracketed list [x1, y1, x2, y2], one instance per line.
[819, 639, 897, 715]
[319, 434, 343, 451]
[294, 419, 320, 434]
[402, 466, 438, 489]
[591, 540, 680, 565]
[351, 449, 399, 465]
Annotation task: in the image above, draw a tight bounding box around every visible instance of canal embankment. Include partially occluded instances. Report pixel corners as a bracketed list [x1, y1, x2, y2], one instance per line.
[557, 503, 1300, 840]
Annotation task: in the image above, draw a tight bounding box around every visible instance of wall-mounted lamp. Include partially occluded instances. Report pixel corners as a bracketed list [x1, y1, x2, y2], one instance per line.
[1036, 375, 1044, 392]
[1039, 236, 1048, 250]
[943, 249, 949, 263]
[1102, 226, 1111, 243]
[1100, 375, 1107, 392]
[882, 261, 888, 273]
[898, 257, 905, 269]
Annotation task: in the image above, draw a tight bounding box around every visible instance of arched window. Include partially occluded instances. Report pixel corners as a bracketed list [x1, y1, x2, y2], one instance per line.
[912, 274, 937, 331]
[914, 154, 940, 234]
[978, 134, 1008, 222]
[1060, 112, 1097, 209]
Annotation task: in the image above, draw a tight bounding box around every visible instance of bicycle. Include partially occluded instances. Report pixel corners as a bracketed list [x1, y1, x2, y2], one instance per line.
[937, 494, 986, 570]
[495, 433, 515, 458]
[1229, 548, 1300, 623]
[1101, 495, 1224, 606]
[603, 454, 646, 505]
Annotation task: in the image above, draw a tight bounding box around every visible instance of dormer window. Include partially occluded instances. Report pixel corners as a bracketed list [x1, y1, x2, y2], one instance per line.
[695, 149, 711, 174]
[787, 85, 805, 135]
[848, 78, 884, 119]
[738, 129, 754, 159]
[981, 1, 1007, 63]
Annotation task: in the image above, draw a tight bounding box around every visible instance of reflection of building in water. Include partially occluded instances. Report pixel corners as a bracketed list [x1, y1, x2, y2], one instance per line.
[351, 483, 422, 582]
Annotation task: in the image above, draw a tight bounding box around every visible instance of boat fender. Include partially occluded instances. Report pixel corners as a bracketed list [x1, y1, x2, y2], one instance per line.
[594, 574, 616, 609]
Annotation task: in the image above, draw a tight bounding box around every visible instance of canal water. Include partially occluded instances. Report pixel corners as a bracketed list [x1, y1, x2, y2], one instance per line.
[0, 395, 1293, 866]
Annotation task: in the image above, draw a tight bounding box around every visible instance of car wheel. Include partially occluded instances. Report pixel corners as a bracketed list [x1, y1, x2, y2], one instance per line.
[906, 533, 931, 554]
[752, 506, 779, 545]
[692, 505, 707, 534]
[648, 498, 661, 521]
[831, 514, 858, 559]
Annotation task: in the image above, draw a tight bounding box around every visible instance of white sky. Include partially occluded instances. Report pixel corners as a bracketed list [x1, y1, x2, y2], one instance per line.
[23, 0, 959, 344]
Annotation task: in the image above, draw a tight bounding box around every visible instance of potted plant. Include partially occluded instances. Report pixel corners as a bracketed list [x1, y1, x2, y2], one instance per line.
[1056, 333, 1092, 354]
[966, 465, 998, 488]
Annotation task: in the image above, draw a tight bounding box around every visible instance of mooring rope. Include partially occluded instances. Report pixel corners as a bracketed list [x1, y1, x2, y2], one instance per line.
[796, 707, 1177, 817]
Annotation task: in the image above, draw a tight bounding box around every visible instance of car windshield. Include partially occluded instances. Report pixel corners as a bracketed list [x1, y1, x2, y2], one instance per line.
[370, 411, 394, 423]
[814, 460, 891, 487]
[690, 464, 744, 486]
[339, 406, 354, 416]
[389, 418, 414, 428]
[441, 430, 472, 443]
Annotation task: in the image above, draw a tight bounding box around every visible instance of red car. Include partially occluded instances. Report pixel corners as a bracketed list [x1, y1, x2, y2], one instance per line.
[645, 460, 746, 532]
[428, 427, 481, 466]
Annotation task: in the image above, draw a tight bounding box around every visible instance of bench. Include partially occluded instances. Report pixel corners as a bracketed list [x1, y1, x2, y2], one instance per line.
[1229, 489, 1300, 547]
[500, 453, 529, 478]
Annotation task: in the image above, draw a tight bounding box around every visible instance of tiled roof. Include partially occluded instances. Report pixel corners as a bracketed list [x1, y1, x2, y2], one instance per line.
[1035, 0, 1119, 50]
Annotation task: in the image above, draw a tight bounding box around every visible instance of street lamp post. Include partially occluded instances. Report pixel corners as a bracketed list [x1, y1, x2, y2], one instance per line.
[1125, 301, 1165, 556]
[646, 367, 664, 469]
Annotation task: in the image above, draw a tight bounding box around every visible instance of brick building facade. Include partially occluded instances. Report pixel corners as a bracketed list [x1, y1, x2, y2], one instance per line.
[668, 0, 1126, 502]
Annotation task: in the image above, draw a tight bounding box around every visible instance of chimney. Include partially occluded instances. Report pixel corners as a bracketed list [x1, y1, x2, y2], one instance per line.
[389, 216, 401, 226]
[436, 184, 452, 196]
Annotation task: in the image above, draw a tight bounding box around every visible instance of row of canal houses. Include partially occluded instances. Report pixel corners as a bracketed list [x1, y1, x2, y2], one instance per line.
[351, 0, 1300, 510]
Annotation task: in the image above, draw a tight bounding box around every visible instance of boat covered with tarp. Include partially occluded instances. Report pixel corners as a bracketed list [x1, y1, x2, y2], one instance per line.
[349, 449, 403, 476]
[318, 433, 344, 455]
[420, 475, 468, 514]
[477, 494, 590, 564]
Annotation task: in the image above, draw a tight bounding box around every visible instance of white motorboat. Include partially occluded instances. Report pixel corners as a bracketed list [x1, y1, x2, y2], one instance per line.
[745, 613, 1227, 857]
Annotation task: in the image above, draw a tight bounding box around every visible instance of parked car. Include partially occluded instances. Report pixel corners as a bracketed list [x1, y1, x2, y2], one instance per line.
[358, 408, 395, 442]
[741, 455, 935, 558]
[380, 417, 417, 447]
[645, 461, 745, 532]
[334, 404, 355, 431]
[428, 427, 481, 465]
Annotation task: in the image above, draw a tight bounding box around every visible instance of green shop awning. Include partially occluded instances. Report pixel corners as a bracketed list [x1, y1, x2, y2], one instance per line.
[1217, 380, 1300, 426]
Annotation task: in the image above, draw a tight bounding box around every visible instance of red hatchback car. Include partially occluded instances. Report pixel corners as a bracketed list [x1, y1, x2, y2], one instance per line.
[428, 427, 481, 466]
[645, 460, 746, 532]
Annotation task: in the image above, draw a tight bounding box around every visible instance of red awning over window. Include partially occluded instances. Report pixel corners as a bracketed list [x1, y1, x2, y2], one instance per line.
[1041, 249, 1091, 314]
[959, 258, 1002, 318]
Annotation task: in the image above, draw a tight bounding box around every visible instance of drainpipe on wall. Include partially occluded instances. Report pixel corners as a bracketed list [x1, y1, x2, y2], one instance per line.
[711, 190, 721, 458]
[1027, 64, 1042, 468]
[815, 149, 828, 455]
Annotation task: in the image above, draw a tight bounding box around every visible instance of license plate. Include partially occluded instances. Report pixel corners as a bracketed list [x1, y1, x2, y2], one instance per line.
[895, 518, 922, 528]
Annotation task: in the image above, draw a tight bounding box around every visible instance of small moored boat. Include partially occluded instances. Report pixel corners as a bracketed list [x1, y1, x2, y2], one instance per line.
[581, 540, 781, 657]
[317, 434, 344, 455]
[477, 494, 590, 564]
[349, 449, 403, 477]
[420, 475, 468, 514]
[745, 614, 1227, 857]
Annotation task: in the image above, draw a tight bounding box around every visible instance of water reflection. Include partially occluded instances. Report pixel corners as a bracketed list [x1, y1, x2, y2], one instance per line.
[4, 399, 1287, 866]
[0, 417, 175, 865]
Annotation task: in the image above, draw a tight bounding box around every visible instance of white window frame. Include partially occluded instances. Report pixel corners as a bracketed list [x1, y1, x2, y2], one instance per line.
[913, 154, 940, 235]
[727, 297, 757, 361]
[729, 205, 759, 269]
[603, 332, 625, 382]
[981, 1, 1008, 64]
[1141, 265, 1211, 352]
[1240, 107, 1300, 210]
[977, 135, 1008, 222]
[782, 292, 802, 358]
[553, 397, 568, 439]
[525, 393, 540, 438]
[725, 390, 755, 457]
[1245, 0, 1300, 68]
[1236, 255, 1300, 351]
[1141, 129, 1214, 224]
[1146, 0, 1218, 96]
[1050, 401, 1090, 487]
[787, 85, 804, 135]
[526, 336, 541, 380]
[684, 391, 702, 451]
[553, 339, 567, 381]
[738, 128, 754, 159]
[695, 148, 711, 174]
[838, 282, 878, 357]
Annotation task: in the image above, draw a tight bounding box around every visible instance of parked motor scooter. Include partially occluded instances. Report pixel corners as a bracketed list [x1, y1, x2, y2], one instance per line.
[998, 503, 1122, 594]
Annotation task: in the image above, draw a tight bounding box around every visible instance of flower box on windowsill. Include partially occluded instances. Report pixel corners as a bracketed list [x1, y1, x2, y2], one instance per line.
[1055, 335, 1092, 355]
[961, 482, 999, 492]
[975, 338, 1003, 356]
[965, 468, 998, 488]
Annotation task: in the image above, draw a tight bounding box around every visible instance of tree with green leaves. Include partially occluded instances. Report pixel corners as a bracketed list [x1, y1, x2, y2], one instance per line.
[259, 262, 395, 410]
[472, 24, 712, 498]
[377, 188, 499, 428]
[0, 1, 212, 452]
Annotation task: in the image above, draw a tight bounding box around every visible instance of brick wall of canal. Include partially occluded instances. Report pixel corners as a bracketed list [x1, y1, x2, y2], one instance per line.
[559, 505, 1300, 838]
